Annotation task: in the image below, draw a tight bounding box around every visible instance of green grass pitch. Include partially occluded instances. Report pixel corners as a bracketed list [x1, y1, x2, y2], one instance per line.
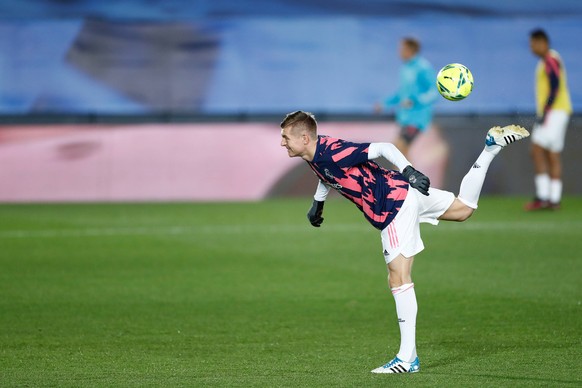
[0, 197, 580, 387]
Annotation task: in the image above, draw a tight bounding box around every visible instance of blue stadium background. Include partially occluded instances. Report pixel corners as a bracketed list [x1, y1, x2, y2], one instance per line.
[1, 0, 581, 116]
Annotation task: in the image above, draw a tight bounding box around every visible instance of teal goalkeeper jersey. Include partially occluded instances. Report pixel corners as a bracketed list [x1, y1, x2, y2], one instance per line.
[383, 55, 438, 131]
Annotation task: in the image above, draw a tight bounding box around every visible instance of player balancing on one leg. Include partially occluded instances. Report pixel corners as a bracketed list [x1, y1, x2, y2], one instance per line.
[279, 111, 529, 374]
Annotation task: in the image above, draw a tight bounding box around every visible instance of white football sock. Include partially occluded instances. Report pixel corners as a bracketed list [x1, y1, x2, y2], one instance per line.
[485, 143, 502, 156]
[458, 147, 496, 209]
[535, 174, 550, 201]
[392, 283, 417, 363]
[549, 179, 562, 204]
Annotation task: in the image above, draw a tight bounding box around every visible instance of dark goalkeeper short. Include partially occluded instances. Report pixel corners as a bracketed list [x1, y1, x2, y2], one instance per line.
[400, 125, 422, 145]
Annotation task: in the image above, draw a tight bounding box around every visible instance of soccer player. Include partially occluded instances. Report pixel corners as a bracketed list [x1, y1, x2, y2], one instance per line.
[374, 37, 438, 157]
[525, 29, 572, 211]
[280, 111, 529, 374]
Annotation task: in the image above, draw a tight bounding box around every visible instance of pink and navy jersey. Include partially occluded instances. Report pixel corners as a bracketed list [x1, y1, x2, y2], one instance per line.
[307, 135, 409, 230]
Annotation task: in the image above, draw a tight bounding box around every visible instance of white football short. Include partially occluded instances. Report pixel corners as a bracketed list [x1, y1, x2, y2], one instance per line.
[380, 187, 455, 264]
[531, 109, 570, 153]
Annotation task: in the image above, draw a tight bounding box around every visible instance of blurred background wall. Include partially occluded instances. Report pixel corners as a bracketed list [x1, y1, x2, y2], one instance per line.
[0, 0, 581, 201]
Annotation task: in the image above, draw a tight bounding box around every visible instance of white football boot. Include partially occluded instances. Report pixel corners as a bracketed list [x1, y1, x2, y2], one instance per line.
[485, 125, 530, 148]
[371, 356, 420, 374]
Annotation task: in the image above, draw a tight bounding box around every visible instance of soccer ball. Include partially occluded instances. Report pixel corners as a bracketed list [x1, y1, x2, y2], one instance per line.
[436, 63, 474, 101]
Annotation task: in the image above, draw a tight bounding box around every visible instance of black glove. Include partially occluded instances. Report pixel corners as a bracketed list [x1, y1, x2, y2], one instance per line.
[402, 165, 430, 196]
[307, 200, 325, 227]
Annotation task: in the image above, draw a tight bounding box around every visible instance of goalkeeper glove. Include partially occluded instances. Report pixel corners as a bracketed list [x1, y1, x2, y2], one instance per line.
[307, 200, 325, 227]
[402, 165, 430, 196]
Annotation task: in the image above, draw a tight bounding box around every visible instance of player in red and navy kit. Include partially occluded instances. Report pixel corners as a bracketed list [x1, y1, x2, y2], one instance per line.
[280, 111, 529, 374]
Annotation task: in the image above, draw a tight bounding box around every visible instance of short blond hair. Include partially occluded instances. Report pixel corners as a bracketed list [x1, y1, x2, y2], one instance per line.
[280, 111, 318, 139]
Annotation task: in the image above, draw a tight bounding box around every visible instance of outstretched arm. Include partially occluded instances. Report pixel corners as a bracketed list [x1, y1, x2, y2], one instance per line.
[307, 180, 330, 227]
[368, 143, 431, 195]
[313, 179, 331, 201]
[368, 142, 411, 171]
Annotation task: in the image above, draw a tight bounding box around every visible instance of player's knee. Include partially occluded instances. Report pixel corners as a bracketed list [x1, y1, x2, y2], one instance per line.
[446, 203, 475, 222]
[457, 206, 475, 222]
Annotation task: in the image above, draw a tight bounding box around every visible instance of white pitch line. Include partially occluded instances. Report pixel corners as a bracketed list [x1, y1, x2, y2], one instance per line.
[0, 224, 369, 239]
[0, 220, 580, 239]
[434, 220, 582, 232]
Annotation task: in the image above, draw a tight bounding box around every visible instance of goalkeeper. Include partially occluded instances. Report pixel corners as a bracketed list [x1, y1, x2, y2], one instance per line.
[279, 111, 529, 374]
